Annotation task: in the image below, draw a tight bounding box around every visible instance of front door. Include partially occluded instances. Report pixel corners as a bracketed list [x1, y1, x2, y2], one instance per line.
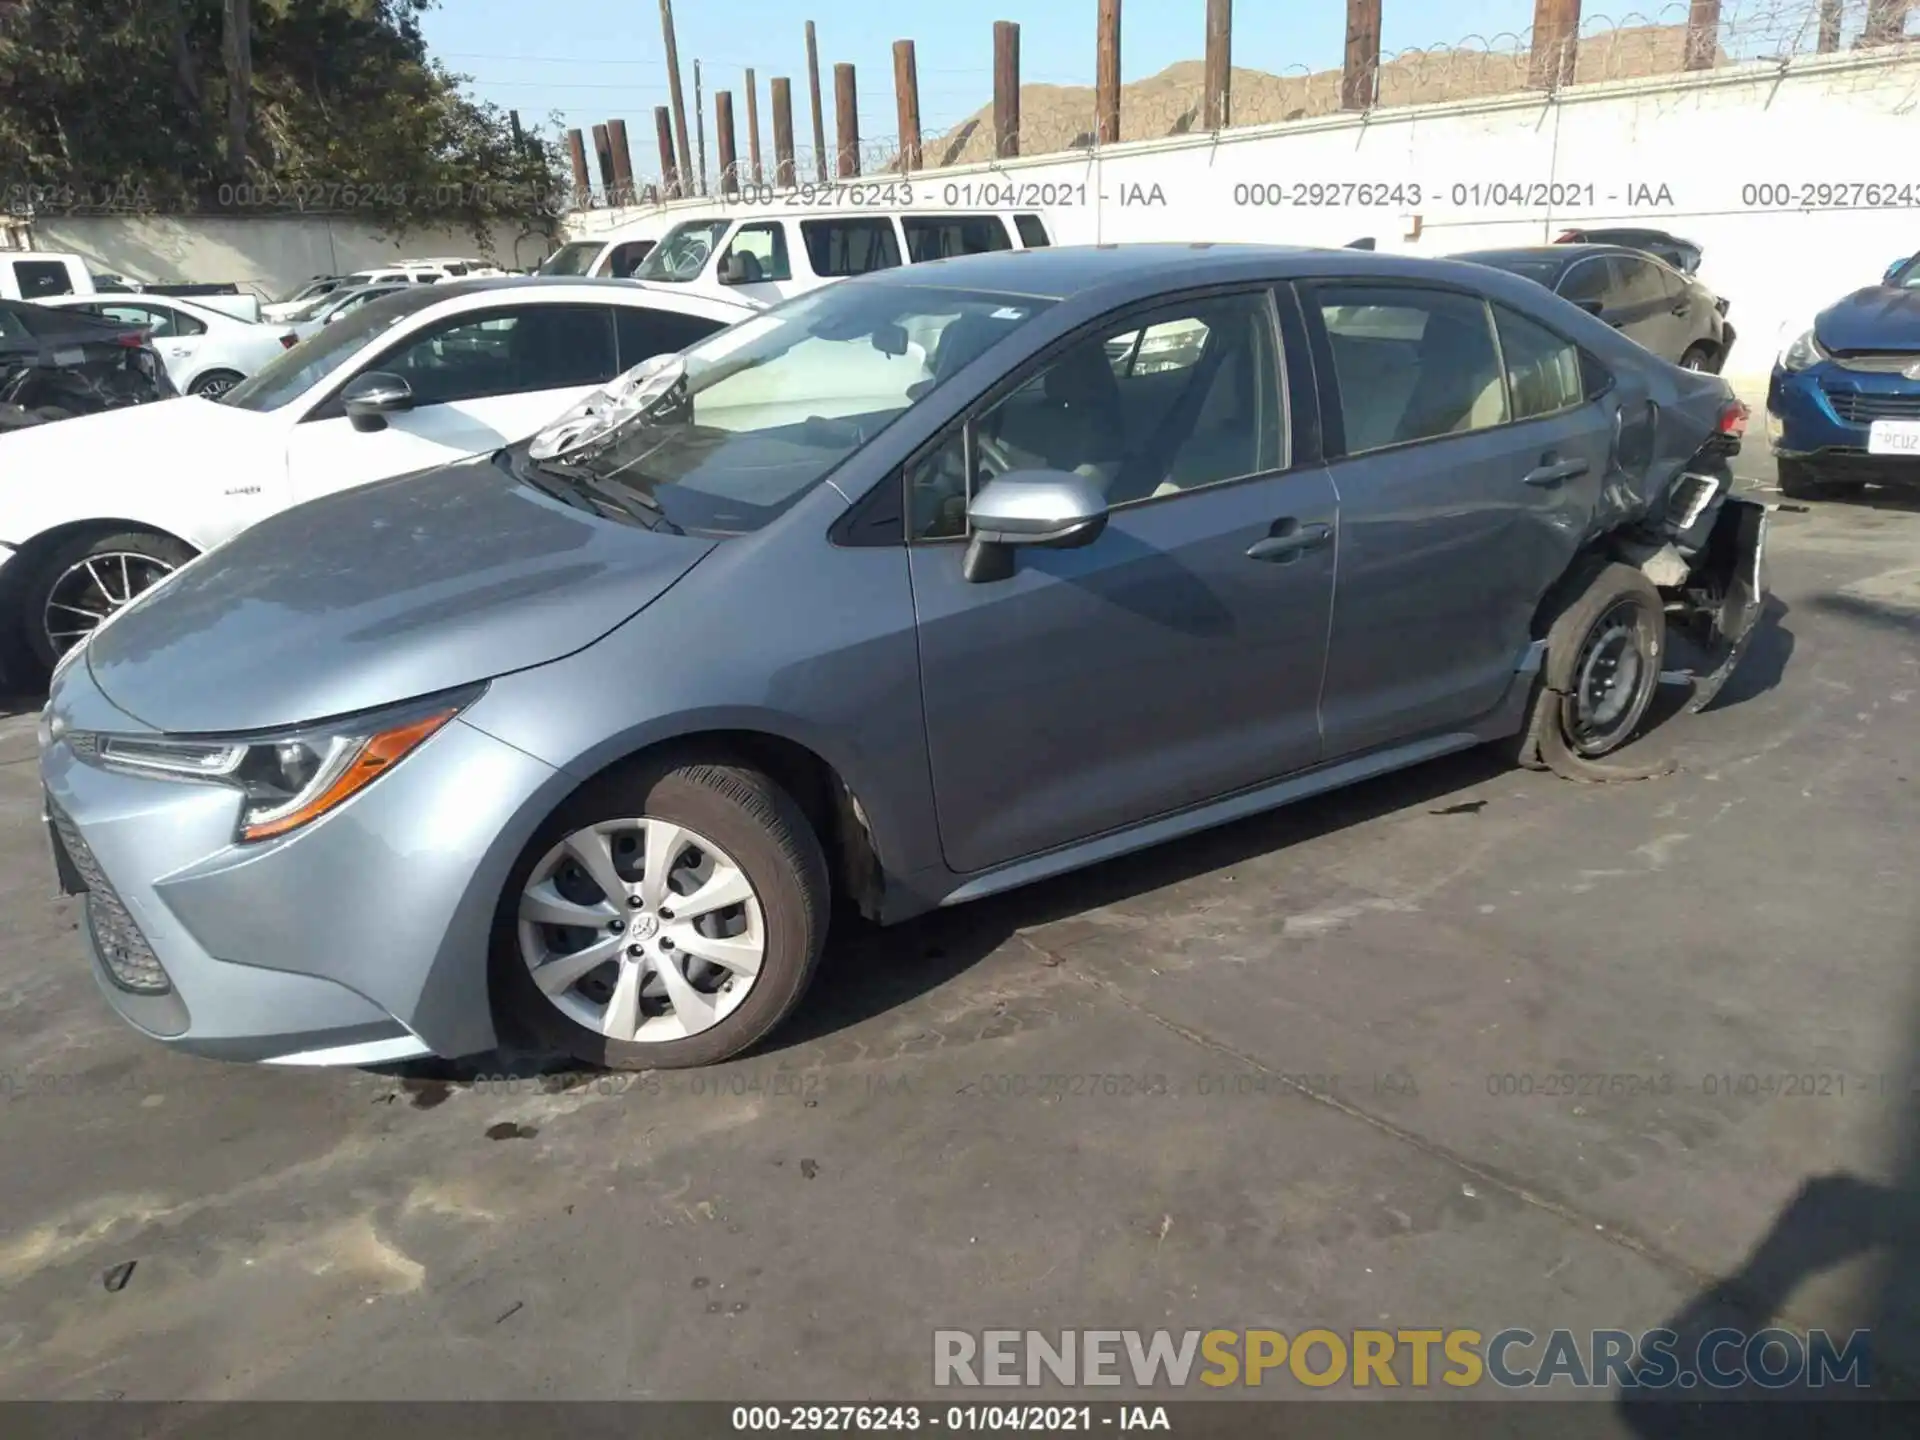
[284, 302, 620, 504]
[907, 288, 1338, 876]
[1304, 282, 1618, 758]
[714, 221, 807, 306]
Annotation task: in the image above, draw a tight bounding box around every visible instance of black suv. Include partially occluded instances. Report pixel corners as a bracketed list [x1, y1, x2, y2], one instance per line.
[1453, 244, 1735, 373]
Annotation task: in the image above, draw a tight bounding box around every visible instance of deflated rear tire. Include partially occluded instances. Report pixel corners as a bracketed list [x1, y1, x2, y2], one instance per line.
[491, 758, 830, 1071]
[1510, 562, 1666, 770]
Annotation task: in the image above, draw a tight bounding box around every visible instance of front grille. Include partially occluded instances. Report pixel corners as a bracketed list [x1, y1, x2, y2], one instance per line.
[1820, 383, 1920, 423]
[48, 803, 171, 994]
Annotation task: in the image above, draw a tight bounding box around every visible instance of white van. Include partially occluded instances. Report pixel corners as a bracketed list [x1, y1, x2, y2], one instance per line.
[0, 252, 97, 301]
[631, 207, 1053, 307]
[537, 216, 676, 280]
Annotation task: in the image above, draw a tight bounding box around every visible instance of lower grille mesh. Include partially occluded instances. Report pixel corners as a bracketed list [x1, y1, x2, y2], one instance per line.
[49, 803, 171, 994]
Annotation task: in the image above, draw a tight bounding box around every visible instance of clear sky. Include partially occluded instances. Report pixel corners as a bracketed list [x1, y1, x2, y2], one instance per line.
[419, 0, 1542, 176]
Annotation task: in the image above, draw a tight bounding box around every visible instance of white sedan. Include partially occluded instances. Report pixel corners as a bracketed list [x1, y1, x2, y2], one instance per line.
[32, 292, 298, 399]
[0, 277, 761, 674]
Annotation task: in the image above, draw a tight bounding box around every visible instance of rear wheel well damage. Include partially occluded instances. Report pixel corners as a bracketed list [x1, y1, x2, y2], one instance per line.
[563, 730, 887, 924]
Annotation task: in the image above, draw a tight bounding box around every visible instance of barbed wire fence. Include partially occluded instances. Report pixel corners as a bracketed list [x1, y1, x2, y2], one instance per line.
[564, 0, 1914, 215]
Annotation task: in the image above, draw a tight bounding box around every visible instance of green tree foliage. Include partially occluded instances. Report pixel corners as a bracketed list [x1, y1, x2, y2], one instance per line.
[0, 0, 566, 242]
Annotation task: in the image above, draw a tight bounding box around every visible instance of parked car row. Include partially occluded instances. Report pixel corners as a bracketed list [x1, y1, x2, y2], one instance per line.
[29, 238, 1767, 1077]
[0, 299, 176, 431]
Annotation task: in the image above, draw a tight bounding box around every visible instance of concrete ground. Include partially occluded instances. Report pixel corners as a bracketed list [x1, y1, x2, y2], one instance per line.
[1, 454, 1917, 1420]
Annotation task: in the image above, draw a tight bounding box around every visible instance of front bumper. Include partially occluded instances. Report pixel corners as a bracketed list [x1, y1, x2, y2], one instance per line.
[1768, 361, 1920, 478]
[39, 662, 569, 1066]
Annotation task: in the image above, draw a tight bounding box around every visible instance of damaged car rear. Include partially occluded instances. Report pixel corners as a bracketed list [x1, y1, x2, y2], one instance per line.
[38, 245, 1766, 1074]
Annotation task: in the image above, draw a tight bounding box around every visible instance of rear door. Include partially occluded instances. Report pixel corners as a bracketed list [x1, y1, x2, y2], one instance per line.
[1608, 255, 1681, 360]
[908, 285, 1337, 874]
[284, 302, 621, 503]
[1304, 281, 1616, 758]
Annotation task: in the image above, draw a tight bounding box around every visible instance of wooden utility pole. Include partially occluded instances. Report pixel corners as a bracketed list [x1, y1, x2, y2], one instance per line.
[1096, 0, 1121, 145]
[694, 59, 708, 194]
[607, 118, 635, 205]
[1818, 0, 1843, 49]
[222, 0, 252, 176]
[715, 91, 739, 196]
[1683, 0, 1720, 68]
[745, 69, 764, 185]
[805, 21, 829, 182]
[893, 41, 922, 172]
[1527, 0, 1580, 89]
[590, 123, 617, 200]
[566, 129, 592, 207]
[654, 106, 681, 198]
[660, 0, 694, 188]
[993, 21, 1020, 158]
[834, 62, 860, 177]
[1202, 0, 1230, 130]
[771, 76, 797, 186]
[1341, 0, 1381, 109]
[1862, 0, 1909, 45]
[509, 110, 526, 152]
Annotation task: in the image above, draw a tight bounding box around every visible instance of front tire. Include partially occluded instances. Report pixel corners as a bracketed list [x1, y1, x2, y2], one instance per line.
[24, 529, 194, 673]
[491, 758, 830, 1070]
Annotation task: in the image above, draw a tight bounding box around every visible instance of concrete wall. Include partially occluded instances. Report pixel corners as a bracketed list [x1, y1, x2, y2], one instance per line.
[8, 215, 555, 302]
[574, 46, 1920, 402]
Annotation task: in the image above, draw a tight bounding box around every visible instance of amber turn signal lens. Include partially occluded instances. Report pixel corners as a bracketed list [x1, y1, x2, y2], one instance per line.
[239, 707, 459, 842]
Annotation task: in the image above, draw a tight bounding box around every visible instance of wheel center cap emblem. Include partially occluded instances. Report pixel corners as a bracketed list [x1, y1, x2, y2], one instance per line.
[631, 912, 660, 941]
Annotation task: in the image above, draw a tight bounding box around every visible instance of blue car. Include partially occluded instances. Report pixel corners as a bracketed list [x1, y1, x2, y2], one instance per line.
[1768, 251, 1920, 498]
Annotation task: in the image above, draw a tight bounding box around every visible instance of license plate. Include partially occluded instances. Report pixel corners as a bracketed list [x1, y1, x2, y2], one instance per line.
[45, 813, 88, 897]
[1867, 419, 1920, 456]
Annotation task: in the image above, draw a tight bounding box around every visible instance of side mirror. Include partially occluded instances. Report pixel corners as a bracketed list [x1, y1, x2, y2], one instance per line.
[962, 470, 1109, 582]
[718, 252, 750, 285]
[341, 371, 413, 432]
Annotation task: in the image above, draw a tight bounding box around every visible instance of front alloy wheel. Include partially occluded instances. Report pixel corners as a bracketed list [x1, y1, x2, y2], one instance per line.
[518, 817, 766, 1043]
[27, 529, 195, 671]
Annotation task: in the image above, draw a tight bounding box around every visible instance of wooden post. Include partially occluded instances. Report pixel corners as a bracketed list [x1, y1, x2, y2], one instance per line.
[745, 69, 764, 186]
[1096, 0, 1121, 145]
[1527, 0, 1580, 89]
[1202, 0, 1230, 130]
[694, 59, 708, 194]
[223, 0, 253, 177]
[715, 91, 739, 196]
[566, 129, 592, 208]
[1683, 0, 1720, 68]
[1817, 0, 1843, 50]
[834, 62, 860, 177]
[1340, 0, 1381, 110]
[509, 109, 525, 152]
[654, 106, 680, 199]
[806, 22, 829, 184]
[993, 21, 1020, 158]
[1863, 0, 1910, 45]
[607, 118, 635, 205]
[660, 0, 694, 190]
[771, 76, 797, 187]
[893, 41, 921, 172]
[591, 123, 617, 202]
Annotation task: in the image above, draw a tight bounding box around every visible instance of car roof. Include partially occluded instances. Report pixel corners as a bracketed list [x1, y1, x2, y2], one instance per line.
[1455, 243, 1668, 269]
[418, 274, 758, 309]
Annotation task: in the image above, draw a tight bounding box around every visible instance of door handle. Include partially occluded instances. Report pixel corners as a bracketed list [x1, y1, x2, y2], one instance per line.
[1523, 456, 1589, 488]
[1246, 520, 1332, 563]
[1670, 302, 1691, 316]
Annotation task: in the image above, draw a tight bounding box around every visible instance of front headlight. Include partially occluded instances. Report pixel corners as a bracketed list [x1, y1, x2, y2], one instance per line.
[1779, 328, 1826, 373]
[82, 685, 481, 843]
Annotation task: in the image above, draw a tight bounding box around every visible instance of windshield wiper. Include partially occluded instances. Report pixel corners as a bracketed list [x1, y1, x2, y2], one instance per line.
[530, 456, 683, 534]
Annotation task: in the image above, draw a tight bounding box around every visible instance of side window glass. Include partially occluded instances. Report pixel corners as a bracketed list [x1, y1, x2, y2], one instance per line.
[909, 290, 1284, 540]
[1014, 213, 1050, 247]
[1616, 259, 1663, 306]
[1557, 260, 1610, 306]
[615, 307, 725, 368]
[721, 223, 793, 282]
[1316, 285, 1508, 453]
[1492, 304, 1584, 421]
[902, 215, 1012, 263]
[372, 304, 616, 406]
[100, 304, 167, 336]
[14, 261, 74, 298]
[799, 218, 901, 277]
[607, 241, 655, 277]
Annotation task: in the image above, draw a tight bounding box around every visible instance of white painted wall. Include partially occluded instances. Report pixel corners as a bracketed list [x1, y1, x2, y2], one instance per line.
[575, 46, 1920, 402]
[6, 214, 554, 303]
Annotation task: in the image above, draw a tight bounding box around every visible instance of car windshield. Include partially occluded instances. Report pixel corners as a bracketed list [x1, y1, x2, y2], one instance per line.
[538, 241, 603, 276]
[516, 282, 1055, 534]
[1465, 255, 1566, 287]
[221, 287, 444, 412]
[636, 220, 730, 282]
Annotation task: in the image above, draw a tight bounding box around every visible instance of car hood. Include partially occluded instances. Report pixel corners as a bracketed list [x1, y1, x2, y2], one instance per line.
[1814, 286, 1920, 354]
[0, 392, 267, 463]
[85, 455, 716, 734]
